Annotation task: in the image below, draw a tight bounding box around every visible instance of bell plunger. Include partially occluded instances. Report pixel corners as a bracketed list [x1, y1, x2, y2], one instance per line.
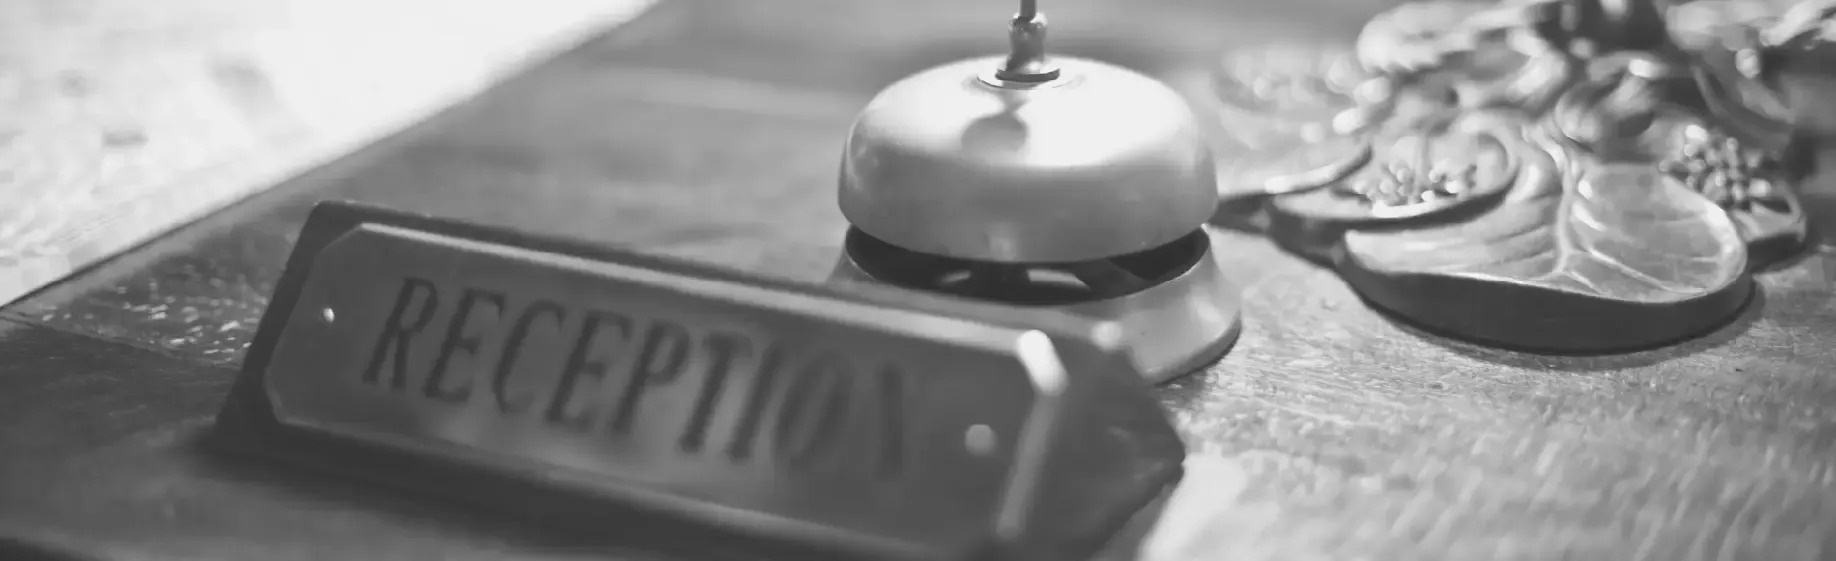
[831, 0, 1241, 382]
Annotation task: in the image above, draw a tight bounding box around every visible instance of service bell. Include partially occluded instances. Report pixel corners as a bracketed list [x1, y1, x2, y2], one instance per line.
[831, 0, 1241, 383]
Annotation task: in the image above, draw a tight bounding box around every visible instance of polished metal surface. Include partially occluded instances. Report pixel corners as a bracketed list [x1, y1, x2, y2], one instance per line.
[1211, 0, 1819, 352]
[216, 202, 1184, 560]
[839, 53, 1216, 263]
[997, 0, 1058, 82]
[832, 3, 1236, 382]
[833, 229, 1240, 384]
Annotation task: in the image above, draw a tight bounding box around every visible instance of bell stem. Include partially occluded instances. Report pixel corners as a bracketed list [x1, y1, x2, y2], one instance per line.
[997, 1, 1059, 82]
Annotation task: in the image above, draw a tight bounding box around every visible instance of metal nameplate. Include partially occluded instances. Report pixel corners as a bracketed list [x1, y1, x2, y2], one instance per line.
[214, 201, 1184, 561]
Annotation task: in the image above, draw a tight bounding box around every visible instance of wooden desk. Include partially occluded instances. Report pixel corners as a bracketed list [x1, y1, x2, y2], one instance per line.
[2, 1, 1833, 560]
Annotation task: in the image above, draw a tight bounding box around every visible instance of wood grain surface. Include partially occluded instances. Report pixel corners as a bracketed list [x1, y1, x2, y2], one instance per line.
[0, 0, 656, 306]
[3, 1, 1835, 560]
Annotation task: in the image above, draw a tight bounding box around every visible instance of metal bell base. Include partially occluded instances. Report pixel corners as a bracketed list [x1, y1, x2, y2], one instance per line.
[831, 227, 1241, 383]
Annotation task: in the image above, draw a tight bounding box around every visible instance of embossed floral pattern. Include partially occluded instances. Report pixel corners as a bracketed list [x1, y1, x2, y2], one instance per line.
[1334, 160, 1479, 207]
[1210, 0, 1816, 352]
[1657, 127, 1782, 211]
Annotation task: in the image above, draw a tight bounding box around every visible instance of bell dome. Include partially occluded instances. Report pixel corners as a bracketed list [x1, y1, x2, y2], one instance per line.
[838, 54, 1218, 263]
[829, 3, 1242, 383]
